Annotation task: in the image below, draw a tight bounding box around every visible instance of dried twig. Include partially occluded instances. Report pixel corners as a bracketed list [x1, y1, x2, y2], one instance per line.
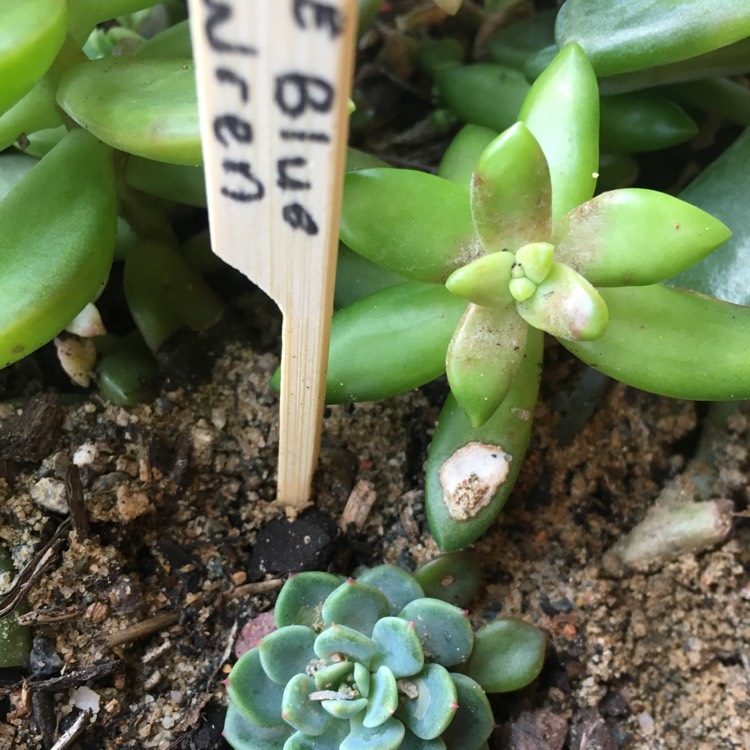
[0, 518, 70, 617]
[107, 612, 180, 648]
[230, 578, 284, 599]
[29, 661, 122, 692]
[49, 709, 91, 750]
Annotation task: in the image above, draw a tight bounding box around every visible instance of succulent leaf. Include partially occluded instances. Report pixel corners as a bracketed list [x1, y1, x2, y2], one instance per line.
[314, 661, 354, 691]
[371, 617, 425, 678]
[412, 552, 481, 608]
[224, 703, 292, 750]
[57, 57, 201, 165]
[518, 44, 599, 223]
[355, 566, 425, 615]
[399, 731, 447, 750]
[325, 281, 468, 404]
[354, 662, 370, 698]
[283, 721, 350, 750]
[363, 666, 399, 728]
[439, 124, 498, 190]
[515, 242, 555, 285]
[425, 328, 543, 552]
[395, 664, 458, 740]
[282, 674, 333, 736]
[259, 626, 316, 685]
[446, 302, 529, 427]
[274, 572, 342, 628]
[444, 250, 515, 309]
[227, 648, 285, 729]
[341, 169, 480, 284]
[440, 674, 494, 750]
[515, 262, 609, 341]
[341, 715, 406, 750]
[322, 580, 389, 636]
[320, 697, 368, 719]
[464, 618, 546, 693]
[399, 600, 473, 668]
[471, 123, 552, 253]
[553, 188, 732, 287]
[314, 624, 379, 667]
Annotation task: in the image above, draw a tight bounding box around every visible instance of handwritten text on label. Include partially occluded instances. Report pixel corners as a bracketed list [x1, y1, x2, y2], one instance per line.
[200, 0, 343, 236]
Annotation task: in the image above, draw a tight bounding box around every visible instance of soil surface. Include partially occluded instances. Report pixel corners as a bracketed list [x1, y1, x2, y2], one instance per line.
[2, 3, 749, 749]
[0, 307, 747, 749]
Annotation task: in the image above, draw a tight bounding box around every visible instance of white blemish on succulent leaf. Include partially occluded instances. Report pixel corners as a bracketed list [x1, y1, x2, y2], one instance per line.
[439, 442, 511, 521]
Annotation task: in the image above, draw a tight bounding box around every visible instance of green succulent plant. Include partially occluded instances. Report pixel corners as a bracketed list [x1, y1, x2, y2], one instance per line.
[224, 554, 545, 750]
[321, 40, 750, 551]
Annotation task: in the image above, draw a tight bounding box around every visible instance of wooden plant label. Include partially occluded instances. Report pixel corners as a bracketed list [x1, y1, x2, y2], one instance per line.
[188, 1, 358, 511]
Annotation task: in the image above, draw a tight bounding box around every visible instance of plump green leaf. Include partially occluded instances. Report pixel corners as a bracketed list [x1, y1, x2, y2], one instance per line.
[335, 244, 406, 309]
[519, 44, 599, 223]
[464, 618, 545, 693]
[354, 662, 370, 698]
[124, 239, 225, 352]
[597, 37, 750, 94]
[439, 124, 497, 190]
[0, 0, 66, 114]
[320, 697, 368, 719]
[0, 129, 115, 368]
[126, 157, 206, 207]
[562, 285, 750, 400]
[0, 81, 63, 152]
[371, 617, 424, 679]
[322, 580, 389, 636]
[425, 328, 543, 552]
[274, 572, 342, 628]
[0, 153, 37, 199]
[96, 331, 158, 408]
[135, 18, 192, 58]
[224, 703, 292, 750]
[484, 9, 556, 69]
[0, 547, 30, 667]
[599, 93, 697, 153]
[341, 716, 406, 750]
[284, 722, 349, 750]
[672, 126, 750, 305]
[395, 664, 458, 740]
[398, 599, 473, 668]
[355, 566, 425, 615]
[58, 57, 201, 165]
[363, 666, 398, 727]
[554, 188, 731, 287]
[434, 64, 530, 133]
[445, 250, 514, 309]
[556, 0, 750, 78]
[282, 674, 332, 736]
[66, 0, 161, 40]
[446, 303, 528, 427]
[471, 122, 552, 253]
[313, 661, 353, 691]
[412, 552, 481, 608]
[399, 731, 447, 750]
[259, 626, 316, 685]
[227, 648, 286, 728]
[515, 262, 608, 341]
[314, 624, 378, 667]
[325, 282, 467, 403]
[440, 674, 494, 750]
[341, 169, 479, 283]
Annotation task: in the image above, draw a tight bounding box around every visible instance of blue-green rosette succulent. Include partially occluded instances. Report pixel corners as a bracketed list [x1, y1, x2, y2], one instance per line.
[224, 554, 545, 749]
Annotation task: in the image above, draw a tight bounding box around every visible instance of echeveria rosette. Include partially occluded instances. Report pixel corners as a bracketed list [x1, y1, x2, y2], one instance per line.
[224, 555, 545, 750]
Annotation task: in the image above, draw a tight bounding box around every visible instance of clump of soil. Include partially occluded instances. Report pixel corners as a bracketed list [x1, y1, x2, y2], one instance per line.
[0, 329, 747, 750]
